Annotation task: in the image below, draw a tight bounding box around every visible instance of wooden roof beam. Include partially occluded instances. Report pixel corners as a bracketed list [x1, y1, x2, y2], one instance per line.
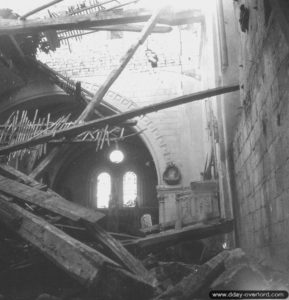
[29, 7, 165, 179]
[0, 9, 203, 36]
[0, 85, 239, 156]
[86, 24, 172, 33]
[20, 0, 64, 20]
[0, 195, 154, 298]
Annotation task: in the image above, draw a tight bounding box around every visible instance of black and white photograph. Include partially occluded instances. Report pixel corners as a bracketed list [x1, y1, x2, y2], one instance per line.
[0, 0, 288, 299]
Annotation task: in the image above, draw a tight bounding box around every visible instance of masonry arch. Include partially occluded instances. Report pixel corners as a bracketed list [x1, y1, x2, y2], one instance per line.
[80, 83, 172, 185]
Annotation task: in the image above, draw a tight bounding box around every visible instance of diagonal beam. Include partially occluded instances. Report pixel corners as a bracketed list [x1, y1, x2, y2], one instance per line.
[0, 85, 240, 156]
[57, 24, 172, 39]
[29, 7, 164, 179]
[0, 194, 155, 298]
[20, 0, 64, 20]
[0, 174, 104, 223]
[77, 6, 165, 121]
[0, 9, 203, 36]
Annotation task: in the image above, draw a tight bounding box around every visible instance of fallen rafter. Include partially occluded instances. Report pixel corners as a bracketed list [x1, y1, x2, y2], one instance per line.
[0, 110, 134, 160]
[0, 193, 115, 284]
[29, 7, 165, 178]
[48, 0, 167, 44]
[0, 163, 51, 190]
[20, 0, 64, 20]
[140, 217, 220, 235]
[0, 9, 203, 36]
[30, 59, 119, 116]
[155, 250, 230, 300]
[0, 195, 154, 299]
[124, 219, 234, 255]
[83, 221, 155, 284]
[0, 173, 104, 223]
[77, 5, 165, 121]
[62, 24, 172, 35]
[0, 163, 153, 283]
[0, 85, 239, 156]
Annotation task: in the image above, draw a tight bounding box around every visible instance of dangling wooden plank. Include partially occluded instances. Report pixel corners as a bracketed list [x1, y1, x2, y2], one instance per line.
[0, 85, 240, 157]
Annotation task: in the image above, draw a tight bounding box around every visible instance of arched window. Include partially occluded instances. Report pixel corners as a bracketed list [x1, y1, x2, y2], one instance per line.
[123, 171, 137, 207]
[96, 172, 111, 208]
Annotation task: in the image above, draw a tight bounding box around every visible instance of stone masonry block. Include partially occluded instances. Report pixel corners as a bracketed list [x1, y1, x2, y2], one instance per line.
[277, 57, 289, 100]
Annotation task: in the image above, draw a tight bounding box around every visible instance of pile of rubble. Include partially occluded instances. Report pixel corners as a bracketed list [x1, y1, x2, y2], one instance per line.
[1, 243, 289, 300]
[0, 165, 288, 300]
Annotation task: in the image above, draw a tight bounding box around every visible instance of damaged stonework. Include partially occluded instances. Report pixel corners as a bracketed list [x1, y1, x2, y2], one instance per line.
[0, 165, 235, 300]
[0, 164, 155, 299]
[0, 170, 287, 300]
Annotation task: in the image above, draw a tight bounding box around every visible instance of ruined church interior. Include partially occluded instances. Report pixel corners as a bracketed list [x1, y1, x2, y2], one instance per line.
[0, 0, 289, 299]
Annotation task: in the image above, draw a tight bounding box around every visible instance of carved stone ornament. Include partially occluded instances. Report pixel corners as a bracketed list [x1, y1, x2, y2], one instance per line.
[163, 163, 181, 185]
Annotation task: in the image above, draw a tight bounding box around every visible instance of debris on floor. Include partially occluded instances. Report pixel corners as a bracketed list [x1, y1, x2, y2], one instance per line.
[1, 227, 289, 300]
[0, 166, 288, 300]
[124, 218, 233, 256]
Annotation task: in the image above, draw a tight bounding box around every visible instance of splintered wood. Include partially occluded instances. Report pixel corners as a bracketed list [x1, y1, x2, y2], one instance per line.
[0, 110, 129, 160]
[0, 9, 203, 36]
[0, 173, 104, 223]
[124, 219, 234, 255]
[0, 196, 154, 300]
[0, 85, 239, 158]
[0, 110, 71, 160]
[155, 251, 230, 300]
[0, 165, 155, 299]
[49, 0, 151, 45]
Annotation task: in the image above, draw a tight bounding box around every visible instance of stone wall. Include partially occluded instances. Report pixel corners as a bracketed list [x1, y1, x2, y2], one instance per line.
[233, 0, 289, 269]
[38, 24, 210, 188]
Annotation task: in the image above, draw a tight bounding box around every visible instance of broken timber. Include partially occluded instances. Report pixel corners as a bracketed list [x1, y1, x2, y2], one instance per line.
[0, 173, 104, 223]
[77, 6, 165, 121]
[0, 85, 239, 156]
[0, 163, 48, 190]
[155, 250, 230, 300]
[83, 221, 155, 284]
[124, 219, 234, 255]
[82, 24, 172, 34]
[0, 195, 154, 299]
[29, 8, 164, 178]
[140, 217, 220, 235]
[0, 9, 203, 36]
[0, 163, 152, 281]
[20, 0, 64, 20]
